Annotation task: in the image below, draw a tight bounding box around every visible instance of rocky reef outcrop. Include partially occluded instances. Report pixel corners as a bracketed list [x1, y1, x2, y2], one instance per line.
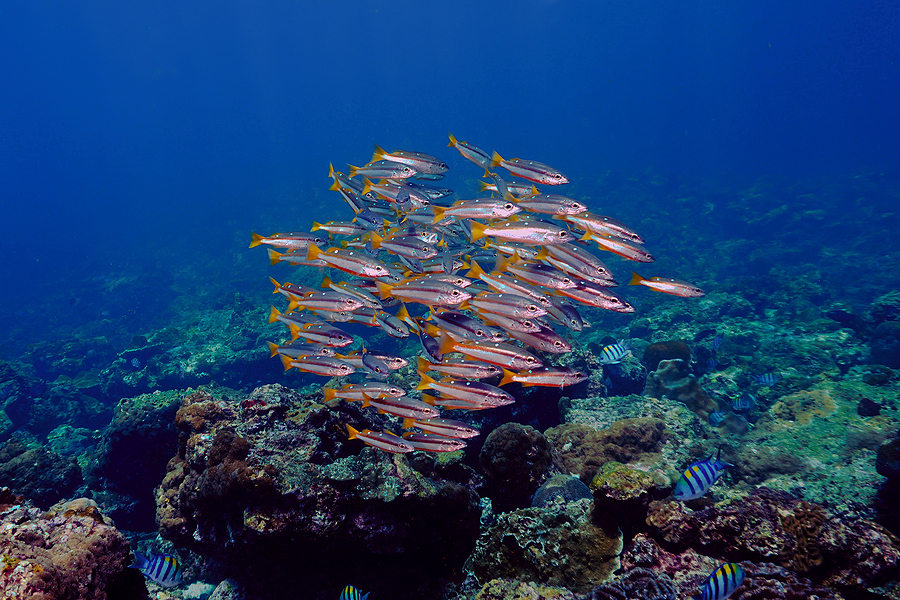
[155, 384, 482, 600]
[0, 490, 147, 599]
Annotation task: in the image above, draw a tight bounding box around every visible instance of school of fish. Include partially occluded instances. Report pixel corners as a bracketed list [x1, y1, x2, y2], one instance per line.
[251, 134, 705, 454]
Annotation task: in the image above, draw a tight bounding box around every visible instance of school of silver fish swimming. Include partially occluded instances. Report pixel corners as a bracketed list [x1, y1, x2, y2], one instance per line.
[250, 134, 705, 455]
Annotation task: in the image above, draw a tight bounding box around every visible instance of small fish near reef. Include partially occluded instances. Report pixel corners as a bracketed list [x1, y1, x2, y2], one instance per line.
[340, 584, 370, 600]
[130, 552, 183, 588]
[690, 562, 746, 600]
[598, 340, 631, 365]
[673, 448, 733, 501]
[752, 372, 780, 386]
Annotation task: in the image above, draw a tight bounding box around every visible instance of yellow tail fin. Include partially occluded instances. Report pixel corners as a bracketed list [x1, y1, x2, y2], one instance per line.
[267, 305, 281, 324]
[267, 248, 282, 265]
[250, 232, 264, 248]
[499, 368, 516, 386]
[628, 272, 645, 286]
[447, 132, 458, 147]
[415, 373, 436, 391]
[267, 341, 279, 358]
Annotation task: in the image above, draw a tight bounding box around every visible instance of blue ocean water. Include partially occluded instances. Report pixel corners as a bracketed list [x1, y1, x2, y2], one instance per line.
[2, 2, 900, 598]
[2, 1, 897, 356]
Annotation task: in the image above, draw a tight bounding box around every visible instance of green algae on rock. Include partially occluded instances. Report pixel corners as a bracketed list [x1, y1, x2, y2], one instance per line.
[470, 498, 623, 593]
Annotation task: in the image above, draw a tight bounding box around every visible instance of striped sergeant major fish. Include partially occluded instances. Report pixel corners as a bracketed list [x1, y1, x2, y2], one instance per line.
[340, 585, 370, 600]
[752, 372, 780, 386]
[691, 563, 746, 600]
[673, 448, 733, 501]
[129, 552, 183, 588]
[597, 340, 631, 365]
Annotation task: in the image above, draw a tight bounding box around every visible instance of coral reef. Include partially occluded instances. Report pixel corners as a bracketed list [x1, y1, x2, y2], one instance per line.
[156, 384, 481, 599]
[0, 489, 147, 599]
[546, 418, 668, 481]
[470, 498, 622, 592]
[479, 423, 559, 513]
[643, 359, 719, 418]
[646, 487, 900, 593]
[86, 388, 184, 530]
[530, 474, 592, 508]
[0, 437, 82, 509]
[588, 567, 677, 600]
[473, 578, 577, 600]
[642, 340, 692, 372]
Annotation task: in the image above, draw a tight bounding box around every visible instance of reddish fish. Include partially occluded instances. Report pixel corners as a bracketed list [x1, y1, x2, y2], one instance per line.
[498, 367, 588, 388]
[402, 417, 481, 438]
[491, 152, 569, 185]
[401, 433, 467, 452]
[628, 272, 705, 297]
[346, 425, 413, 453]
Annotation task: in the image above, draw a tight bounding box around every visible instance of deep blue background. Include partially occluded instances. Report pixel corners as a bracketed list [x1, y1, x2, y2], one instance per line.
[1, 0, 898, 350]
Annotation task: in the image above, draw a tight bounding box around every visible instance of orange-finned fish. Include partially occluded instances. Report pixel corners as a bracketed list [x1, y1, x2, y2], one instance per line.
[555, 281, 635, 313]
[466, 261, 554, 308]
[348, 160, 418, 180]
[580, 231, 655, 263]
[543, 244, 617, 285]
[346, 425, 413, 453]
[477, 312, 542, 334]
[478, 179, 537, 199]
[306, 245, 393, 278]
[371, 145, 448, 175]
[470, 220, 574, 245]
[289, 291, 366, 313]
[310, 221, 368, 236]
[401, 433, 467, 452]
[290, 322, 355, 346]
[402, 417, 481, 439]
[499, 367, 588, 388]
[375, 279, 470, 306]
[280, 355, 356, 376]
[267, 248, 328, 267]
[561, 212, 645, 244]
[250, 231, 327, 250]
[416, 373, 514, 406]
[629, 272, 706, 297]
[490, 151, 569, 185]
[369, 232, 438, 260]
[501, 259, 577, 290]
[506, 326, 572, 354]
[431, 196, 521, 222]
[516, 194, 587, 215]
[323, 382, 406, 402]
[415, 357, 502, 380]
[467, 292, 548, 320]
[448, 132, 492, 170]
[421, 393, 514, 411]
[362, 395, 440, 420]
[266, 340, 336, 359]
[438, 338, 543, 370]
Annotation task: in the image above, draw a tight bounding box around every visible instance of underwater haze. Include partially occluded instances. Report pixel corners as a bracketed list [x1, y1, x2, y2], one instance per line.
[2, 1, 898, 340]
[3, 2, 900, 598]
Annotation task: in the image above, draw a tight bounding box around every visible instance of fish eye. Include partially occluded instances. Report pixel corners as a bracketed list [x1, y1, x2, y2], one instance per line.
[554, 341, 564, 348]
[504, 203, 514, 210]
[451, 289, 460, 295]
[558, 231, 568, 237]
[527, 305, 538, 312]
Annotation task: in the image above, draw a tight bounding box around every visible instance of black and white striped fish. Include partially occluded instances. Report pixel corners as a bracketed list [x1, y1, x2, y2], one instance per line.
[597, 340, 631, 365]
[690, 562, 746, 600]
[752, 372, 780, 386]
[129, 553, 183, 587]
[673, 448, 733, 501]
